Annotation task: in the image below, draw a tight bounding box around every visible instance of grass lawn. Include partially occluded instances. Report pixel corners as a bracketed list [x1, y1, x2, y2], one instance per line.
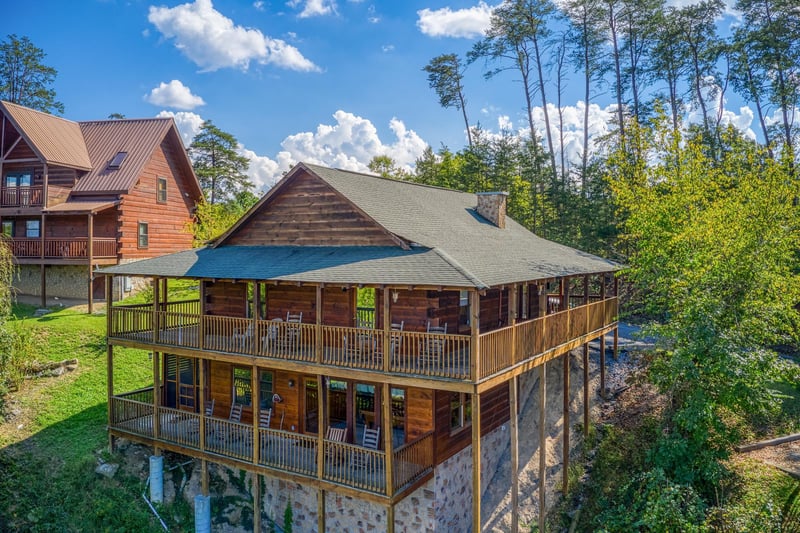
[0, 303, 167, 531]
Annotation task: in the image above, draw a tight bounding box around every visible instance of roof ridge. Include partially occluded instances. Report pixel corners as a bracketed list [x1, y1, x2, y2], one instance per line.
[430, 246, 487, 289]
[0, 100, 78, 126]
[304, 162, 473, 195]
[78, 117, 173, 125]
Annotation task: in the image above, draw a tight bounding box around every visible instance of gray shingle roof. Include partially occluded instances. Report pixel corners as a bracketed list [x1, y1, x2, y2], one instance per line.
[100, 162, 621, 287]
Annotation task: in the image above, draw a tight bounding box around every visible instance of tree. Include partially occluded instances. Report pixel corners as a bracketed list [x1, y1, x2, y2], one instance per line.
[0, 35, 63, 114]
[191, 190, 259, 245]
[609, 117, 800, 493]
[367, 155, 409, 180]
[423, 54, 473, 148]
[107, 113, 126, 120]
[189, 120, 253, 205]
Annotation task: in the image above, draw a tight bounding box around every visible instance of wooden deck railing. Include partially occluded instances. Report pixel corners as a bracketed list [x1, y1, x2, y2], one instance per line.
[1, 186, 43, 207]
[258, 428, 317, 476]
[323, 440, 386, 493]
[110, 396, 154, 437]
[393, 431, 434, 492]
[10, 237, 117, 259]
[205, 417, 253, 461]
[108, 297, 617, 382]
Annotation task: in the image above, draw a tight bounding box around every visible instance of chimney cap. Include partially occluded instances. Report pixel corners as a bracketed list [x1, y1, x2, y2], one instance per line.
[476, 191, 509, 197]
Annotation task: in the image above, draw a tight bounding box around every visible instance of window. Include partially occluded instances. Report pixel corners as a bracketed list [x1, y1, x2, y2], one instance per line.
[1, 221, 14, 237]
[108, 152, 127, 169]
[5, 171, 32, 188]
[259, 370, 274, 410]
[25, 220, 40, 238]
[450, 392, 472, 432]
[459, 290, 470, 326]
[157, 177, 167, 203]
[137, 222, 148, 248]
[233, 367, 252, 406]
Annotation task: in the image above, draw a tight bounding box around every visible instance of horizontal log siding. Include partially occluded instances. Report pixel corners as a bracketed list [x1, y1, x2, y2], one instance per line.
[226, 170, 399, 247]
[117, 138, 196, 259]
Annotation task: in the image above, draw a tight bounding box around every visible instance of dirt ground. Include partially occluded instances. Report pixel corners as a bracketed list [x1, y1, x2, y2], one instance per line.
[743, 439, 800, 478]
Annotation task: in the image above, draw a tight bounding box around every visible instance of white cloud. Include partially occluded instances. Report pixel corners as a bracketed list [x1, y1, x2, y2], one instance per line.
[157, 110, 205, 146]
[145, 80, 206, 110]
[287, 0, 337, 18]
[148, 0, 319, 72]
[367, 4, 380, 23]
[381, 44, 394, 53]
[253, 1, 265, 10]
[417, 2, 496, 39]
[666, 0, 737, 16]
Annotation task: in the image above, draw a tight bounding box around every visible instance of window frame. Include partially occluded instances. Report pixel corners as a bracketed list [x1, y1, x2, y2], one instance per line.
[1, 220, 14, 237]
[25, 219, 40, 239]
[449, 392, 472, 434]
[5, 170, 32, 188]
[137, 221, 149, 249]
[259, 370, 274, 410]
[156, 176, 167, 204]
[232, 367, 253, 407]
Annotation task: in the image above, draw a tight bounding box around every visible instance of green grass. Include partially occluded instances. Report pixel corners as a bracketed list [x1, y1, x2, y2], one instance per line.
[0, 302, 167, 531]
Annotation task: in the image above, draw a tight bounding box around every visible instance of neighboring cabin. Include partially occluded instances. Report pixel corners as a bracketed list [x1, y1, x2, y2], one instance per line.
[0, 101, 203, 310]
[101, 162, 621, 532]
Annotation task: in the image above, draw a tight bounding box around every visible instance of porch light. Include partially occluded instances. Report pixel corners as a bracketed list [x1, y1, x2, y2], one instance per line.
[288, 379, 295, 388]
[392, 291, 399, 303]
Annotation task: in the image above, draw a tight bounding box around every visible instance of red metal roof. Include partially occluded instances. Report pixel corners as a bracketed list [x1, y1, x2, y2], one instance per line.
[0, 101, 92, 169]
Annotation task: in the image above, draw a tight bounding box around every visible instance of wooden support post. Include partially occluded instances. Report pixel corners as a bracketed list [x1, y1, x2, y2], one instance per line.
[318, 489, 326, 533]
[316, 286, 323, 364]
[107, 343, 114, 452]
[510, 376, 519, 533]
[470, 291, 481, 381]
[387, 503, 395, 533]
[563, 352, 570, 493]
[253, 474, 261, 533]
[317, 375, 325, 480]
[600, 333, 606, 399]
[152, 278, 160, 344]
[152, 352, 160, 440]
[471, 391, 482, 533]
[201, 459, 209, 496]
[538, 284, 547, 318]
[40, 213, 45, 308]
[383, 288, 390, 373]
[252, 363, 259, 465]
[538, 363, 547, 533]
[199, 282, 206, 350]
[382, 383, 394, 498]
[252, 283, 261, 355]
[87, 213, 94, 314]
[613, 326, 619, 361]
[509, 285, 518, 364]
[199, 359, 206, 452]
[521, 284, 528, 320]
[583, 343, 589, 438]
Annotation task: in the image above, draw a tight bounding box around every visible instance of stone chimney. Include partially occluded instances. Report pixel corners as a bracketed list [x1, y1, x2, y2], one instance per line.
[476, 191, 509, 229]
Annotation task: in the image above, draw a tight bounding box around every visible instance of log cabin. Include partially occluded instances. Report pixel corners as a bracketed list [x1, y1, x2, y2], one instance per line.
[0, 101, 203, 311]
[100, 162, 622, 532]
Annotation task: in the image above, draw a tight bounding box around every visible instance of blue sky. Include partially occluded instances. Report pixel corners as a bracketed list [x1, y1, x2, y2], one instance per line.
[4, 0, 747, 190]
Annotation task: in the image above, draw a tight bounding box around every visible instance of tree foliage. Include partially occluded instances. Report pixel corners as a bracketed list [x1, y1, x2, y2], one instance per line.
[191, 190, 259, 246]
[610, 116, 800, 493]
[0, 34, 63, 114]
[423, 54, 473, 148]
[189, 120, 253, 205]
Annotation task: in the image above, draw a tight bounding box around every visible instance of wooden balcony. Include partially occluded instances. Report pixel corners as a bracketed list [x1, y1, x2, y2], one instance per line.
[1, 186, 43, 207]
[107, 297, 618, 383]
[109, 388, 434, 498]
[10, 237, 117, 259]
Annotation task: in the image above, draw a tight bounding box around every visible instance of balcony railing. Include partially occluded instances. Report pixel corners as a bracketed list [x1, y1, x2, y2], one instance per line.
[109, 390, 435, 497]
[10, 237, 117, 259]
[1, 186, 43, 207]
[109, 297, 618, 381]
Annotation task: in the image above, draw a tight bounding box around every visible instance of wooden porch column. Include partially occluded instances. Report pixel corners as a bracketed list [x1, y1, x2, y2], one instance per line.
[382, 383, 395, 529]
[152, 278, 160, 344]
[198, 359, 206, 452]
[471, 391, 482, 533]
[253, 474, 261, 533]
[583, 276, 589, 437]
[600, 275, 607, 399]
[382, 287, 390, 373]
[40, 213, 46, 308]
[538, 362, 547, 533]
[252, 363, 259, 465]
[198, 282, 206, 351]
[107, 275, 115, 451]
[538, 284, 547, 317]
[563, 351, 570, 492]
[509, 375, 519, 533]
[87, 213, 94, 314]
[470, 290, 481, 381]
[253, 283, 261, 355]
[201, 459, 209, 496]
[318, 489, 326, 533]
[521, 284, 528, 320]
[317, 374, 326, 533]
[509, 285, 518, 363]
[315, 286, 323, 364]
[152, 351, 160, 440]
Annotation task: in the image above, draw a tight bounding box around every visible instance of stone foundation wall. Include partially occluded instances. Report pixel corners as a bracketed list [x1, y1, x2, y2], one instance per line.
[260, 477, 318, 532]
[15, 264, 89, 299]
[394, 480, 435, 532]
[325, 491, 387, 532]
[434, 444, 473, 531]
